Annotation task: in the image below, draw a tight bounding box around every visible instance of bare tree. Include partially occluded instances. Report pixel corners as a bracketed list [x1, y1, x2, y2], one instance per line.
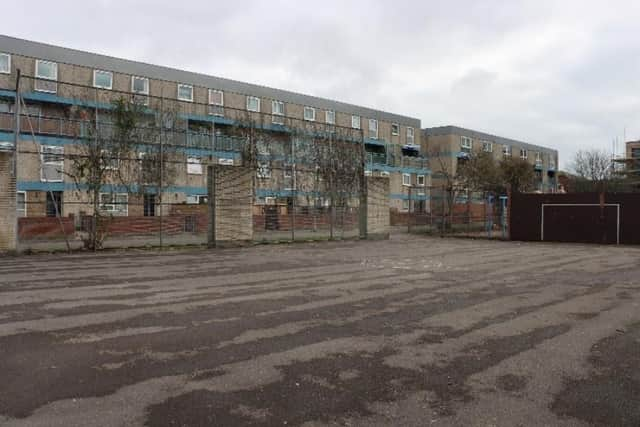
[570, 149, 613, 191]
[310, 134, 363, 239]
[67, 97, 176, 250]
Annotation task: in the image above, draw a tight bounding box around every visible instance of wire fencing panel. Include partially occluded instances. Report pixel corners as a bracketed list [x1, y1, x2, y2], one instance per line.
[398, 186, 509, 240]
[251, 128, 364, 242]
[10, 75, 365, 251]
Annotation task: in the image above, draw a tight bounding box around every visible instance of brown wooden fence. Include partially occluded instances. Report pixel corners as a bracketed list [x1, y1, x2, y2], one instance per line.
[510, 192, 640, 245]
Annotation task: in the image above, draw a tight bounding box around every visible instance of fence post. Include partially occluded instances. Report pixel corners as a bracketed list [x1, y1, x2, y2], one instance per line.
[207, 165, 216, 248]
[359, 129, 367, 239]
[290, 137, 295, 242]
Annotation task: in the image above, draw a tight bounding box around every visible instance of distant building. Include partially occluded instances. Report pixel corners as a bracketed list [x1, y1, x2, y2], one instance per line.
[423, 125, 559, 193]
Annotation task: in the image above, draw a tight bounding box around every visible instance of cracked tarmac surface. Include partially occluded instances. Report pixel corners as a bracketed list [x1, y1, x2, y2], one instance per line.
[0, 235, 639, 426]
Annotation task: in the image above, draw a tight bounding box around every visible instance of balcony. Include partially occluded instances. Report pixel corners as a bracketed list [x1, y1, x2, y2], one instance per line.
[366, 152, 387, 165]
[0, 111, 247, 152]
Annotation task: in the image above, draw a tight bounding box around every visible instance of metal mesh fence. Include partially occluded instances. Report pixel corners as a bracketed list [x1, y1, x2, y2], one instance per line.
[394, 186, 509, 239]
[6, 74, 367, 251]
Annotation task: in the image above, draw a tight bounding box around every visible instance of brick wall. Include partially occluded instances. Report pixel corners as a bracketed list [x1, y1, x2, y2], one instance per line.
[366, 176, 390, 239]
[214, 165, 253, 244]
[0, 152, 17, 250]
[19, 217, 75, 239]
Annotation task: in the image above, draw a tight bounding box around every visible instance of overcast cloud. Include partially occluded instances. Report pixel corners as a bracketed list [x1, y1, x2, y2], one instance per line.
[5, 0, 640, 168]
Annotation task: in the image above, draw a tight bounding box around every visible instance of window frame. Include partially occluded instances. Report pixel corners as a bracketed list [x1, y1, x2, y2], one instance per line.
[535, 151, 542, 163]
[0, 53, 11, 74]
[208, 89, 224, 106]
[503, 145, 512, 157]
[186, 194, 208, 205]
[257, 162, 271, 179]
[402, 173, 411, 187]
[34, 60, 58, 93]
[101, 149, 120, 171]
[92, 70, 113, 90]
[177, 83, 194, 102]
[325, 110, 336, 125]
[208, 89, 224, 116]
[187, 156, 203, 175]
[406, 127, 415, 145]
[520, 149, 528, 160]
[402, 199, 410, 211]
[351, 115, 361, 130]
[40, 145, 64, 182]
[391, 123, 400, 136]
[482, 140, 493, 153]
[131, 76, 149, 94]
[247, 96, 261, 112]
[460, 136, 473, 150]
[272, 100, 285, 124]
[99, 192, 128, 216]
[417, 175, 426, 187]
[303, 106, 316, 122]
[131, 76, 149, 105]
[369, 119, 378, 139]
[16, 191, 26, 217]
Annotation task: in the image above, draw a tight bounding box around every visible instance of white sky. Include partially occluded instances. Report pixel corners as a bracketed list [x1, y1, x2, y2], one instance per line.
[5, 0, 640, 168]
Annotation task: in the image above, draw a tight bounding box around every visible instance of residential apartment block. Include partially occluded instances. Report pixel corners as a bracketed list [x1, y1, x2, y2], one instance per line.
[0, 35, 428, 233]
[423, 126, 558, 193]
[625, 140, 640, 174]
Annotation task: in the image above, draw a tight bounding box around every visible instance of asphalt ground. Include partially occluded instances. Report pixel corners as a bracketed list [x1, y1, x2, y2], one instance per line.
[0, 235, 639, 426]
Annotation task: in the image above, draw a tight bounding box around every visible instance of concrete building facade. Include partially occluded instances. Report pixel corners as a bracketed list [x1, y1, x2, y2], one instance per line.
[423, 125, 559, 193]
[0, 35, 427, 242]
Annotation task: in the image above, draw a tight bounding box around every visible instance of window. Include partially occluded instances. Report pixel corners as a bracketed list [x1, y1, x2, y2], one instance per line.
[417, 175, 426, 186]
[16, 191, 26, 217]
[138, 152, 154, 184]
[503, 145, 512, 157]
[402, 173, 411, 187]
[46, 191, 63, 217]
[407, 127, 415, 145]
[325, 110, 335, 125]
[482, 140, 493, 153]
[257, 162, 271, 179]
[369, 119, 378, 139]
[461, 136, 473, 151]
[352, 115, 361, 129]
[247, 96, 261, 112]
[40, 145, 64, 182]
[272, 100, 285, 125]
[187, 157, 203, 175]
[93, 70, 113, 90]
[186, 195, 208, 205]
[0, 53, 10, 74]
[520, 149, 528, 160]
[303, 106, 316, 121]
[131, 76, 149, 105]
[35, 60, 58, 93]
[402, 200, 410, 211]
[535, 151, 542, 163]
[391, 123, 400, 136]
[102, 150, 120, 170]
[208, 89, 224, 116]
[143, 194, 156, 217]
[99, 193, 128, 216]
[177, 84, 194, 102]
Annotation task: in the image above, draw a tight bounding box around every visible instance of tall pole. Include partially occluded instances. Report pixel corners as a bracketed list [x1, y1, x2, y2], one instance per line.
[13, 69, 21, 250]
[359, 127, 367, 239]
[290, 135, 296, 242]
[159, 90, 164, 249]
